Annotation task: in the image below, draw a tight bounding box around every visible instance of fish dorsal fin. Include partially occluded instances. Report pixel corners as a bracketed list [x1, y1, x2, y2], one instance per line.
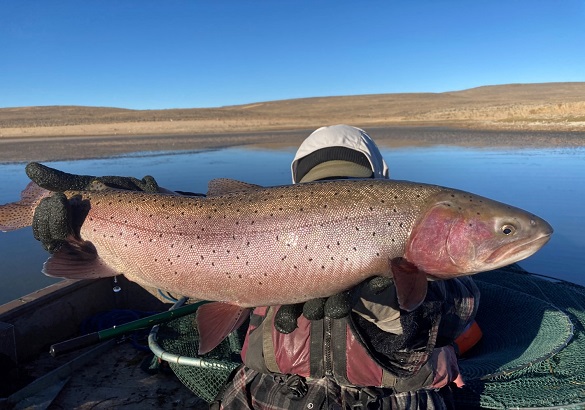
[207, 178, 263, 196]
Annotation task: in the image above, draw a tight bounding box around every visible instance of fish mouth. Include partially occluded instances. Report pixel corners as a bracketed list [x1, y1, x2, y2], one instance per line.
[485, 233, 552, 266]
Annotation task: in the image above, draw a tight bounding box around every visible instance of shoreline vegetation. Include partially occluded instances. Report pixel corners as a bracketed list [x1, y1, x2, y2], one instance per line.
[1, 82, 584, 162]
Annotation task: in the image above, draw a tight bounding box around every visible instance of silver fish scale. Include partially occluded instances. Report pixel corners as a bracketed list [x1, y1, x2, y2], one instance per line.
[74, 179, 446, 306]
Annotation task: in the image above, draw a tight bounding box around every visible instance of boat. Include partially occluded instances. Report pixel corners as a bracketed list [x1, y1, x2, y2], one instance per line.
[0, 276, 209, 409]
[2, 264, 585, 409]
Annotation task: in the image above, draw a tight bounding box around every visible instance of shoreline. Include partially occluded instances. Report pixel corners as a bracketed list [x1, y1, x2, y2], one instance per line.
[1, 125, 585, 164]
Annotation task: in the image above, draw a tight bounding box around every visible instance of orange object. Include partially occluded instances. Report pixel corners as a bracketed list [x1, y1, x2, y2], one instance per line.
[454, 321, 483, 356]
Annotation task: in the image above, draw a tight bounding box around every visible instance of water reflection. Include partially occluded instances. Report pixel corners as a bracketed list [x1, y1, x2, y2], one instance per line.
[1, 145, 584, 304]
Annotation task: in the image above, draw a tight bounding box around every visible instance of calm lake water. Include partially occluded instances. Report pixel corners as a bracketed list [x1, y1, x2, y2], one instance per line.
[1, 143, 584, 305]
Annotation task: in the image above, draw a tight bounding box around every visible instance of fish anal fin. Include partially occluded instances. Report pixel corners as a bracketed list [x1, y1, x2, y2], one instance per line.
[42, 237, 119, 279]
[207, 178, 262, 196]
[391, 257, 428, 312]
[196, 302, 250, 355]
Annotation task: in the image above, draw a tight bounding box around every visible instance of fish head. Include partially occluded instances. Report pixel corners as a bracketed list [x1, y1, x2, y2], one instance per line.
[405, 189, 553, 278]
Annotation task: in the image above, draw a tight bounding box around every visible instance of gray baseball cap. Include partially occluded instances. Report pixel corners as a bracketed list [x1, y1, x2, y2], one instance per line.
[291, 125, 389, 183]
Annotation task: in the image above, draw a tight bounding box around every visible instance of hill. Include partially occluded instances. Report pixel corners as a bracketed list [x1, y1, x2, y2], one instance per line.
[1, 82, 585, 138]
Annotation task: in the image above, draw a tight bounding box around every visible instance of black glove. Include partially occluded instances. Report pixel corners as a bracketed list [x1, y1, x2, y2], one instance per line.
[274, 276, 394, 334]
[32, 193, 72, 253]
[26, 162, 161, 253]
[25, 162, 160, 193]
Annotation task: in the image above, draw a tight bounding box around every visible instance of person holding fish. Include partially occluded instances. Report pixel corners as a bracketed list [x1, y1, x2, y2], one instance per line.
[208, 125, 481, 410]
[20, 125, 485, 409]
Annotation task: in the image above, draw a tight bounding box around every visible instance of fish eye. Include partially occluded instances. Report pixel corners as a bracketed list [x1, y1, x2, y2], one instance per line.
[501, 224, 516, 235]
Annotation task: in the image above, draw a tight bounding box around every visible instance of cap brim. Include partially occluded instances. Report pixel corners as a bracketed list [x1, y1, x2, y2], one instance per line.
[299, 160, 373, 183]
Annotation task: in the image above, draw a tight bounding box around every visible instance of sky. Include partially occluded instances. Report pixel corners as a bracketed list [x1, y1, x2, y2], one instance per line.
[1, 1, 584, 110]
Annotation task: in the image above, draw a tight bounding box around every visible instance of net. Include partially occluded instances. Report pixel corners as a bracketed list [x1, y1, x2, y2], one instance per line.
[152, 304, 244, 403]
[454, 266, 585, 409]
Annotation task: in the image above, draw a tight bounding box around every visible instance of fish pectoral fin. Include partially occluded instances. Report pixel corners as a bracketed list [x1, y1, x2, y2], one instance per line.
[390, 257, 428, 312]
[206, 178, 263, 196]
[195, 302, 251, 355]
[42, 237, 118, 279]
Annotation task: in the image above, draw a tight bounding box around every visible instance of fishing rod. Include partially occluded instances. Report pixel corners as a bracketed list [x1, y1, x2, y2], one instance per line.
[49, 298, 208, 357]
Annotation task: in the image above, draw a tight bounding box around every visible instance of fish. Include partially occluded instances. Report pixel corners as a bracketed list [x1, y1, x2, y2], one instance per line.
[0, 176, 553, 354]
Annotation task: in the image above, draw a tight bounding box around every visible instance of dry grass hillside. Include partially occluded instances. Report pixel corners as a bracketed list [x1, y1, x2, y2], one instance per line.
[1, 82, 585, 138]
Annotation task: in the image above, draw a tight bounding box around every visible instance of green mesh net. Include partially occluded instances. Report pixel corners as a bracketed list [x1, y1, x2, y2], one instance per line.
[454, 265, 585, 409]
[154, 309, 244, 403]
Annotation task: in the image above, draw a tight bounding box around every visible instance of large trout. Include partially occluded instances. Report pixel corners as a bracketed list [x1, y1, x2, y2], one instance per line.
[1, 177, 552, 353]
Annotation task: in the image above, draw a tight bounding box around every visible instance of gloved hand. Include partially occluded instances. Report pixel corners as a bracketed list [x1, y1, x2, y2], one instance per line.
[25, 162, 160, 193]
[32, 192, 72, 253]
[274, 276, 394, 334]
[26, 162, 162, 253]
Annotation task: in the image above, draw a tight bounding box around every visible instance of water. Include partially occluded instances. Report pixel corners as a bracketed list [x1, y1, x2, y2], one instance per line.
[1, 144, 584, 305]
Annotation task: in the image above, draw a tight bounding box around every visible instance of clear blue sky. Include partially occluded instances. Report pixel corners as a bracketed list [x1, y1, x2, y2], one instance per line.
[1, 1, 584, 110]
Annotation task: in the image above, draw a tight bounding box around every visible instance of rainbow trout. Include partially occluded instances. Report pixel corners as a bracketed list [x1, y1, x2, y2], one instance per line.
[1, 177, 552, 353]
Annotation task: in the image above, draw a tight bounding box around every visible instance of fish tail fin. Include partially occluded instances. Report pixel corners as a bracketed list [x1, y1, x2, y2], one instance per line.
[195, 303, 251, 355]
[43, 236, 119, 279]
[0, 182, 52, 232]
